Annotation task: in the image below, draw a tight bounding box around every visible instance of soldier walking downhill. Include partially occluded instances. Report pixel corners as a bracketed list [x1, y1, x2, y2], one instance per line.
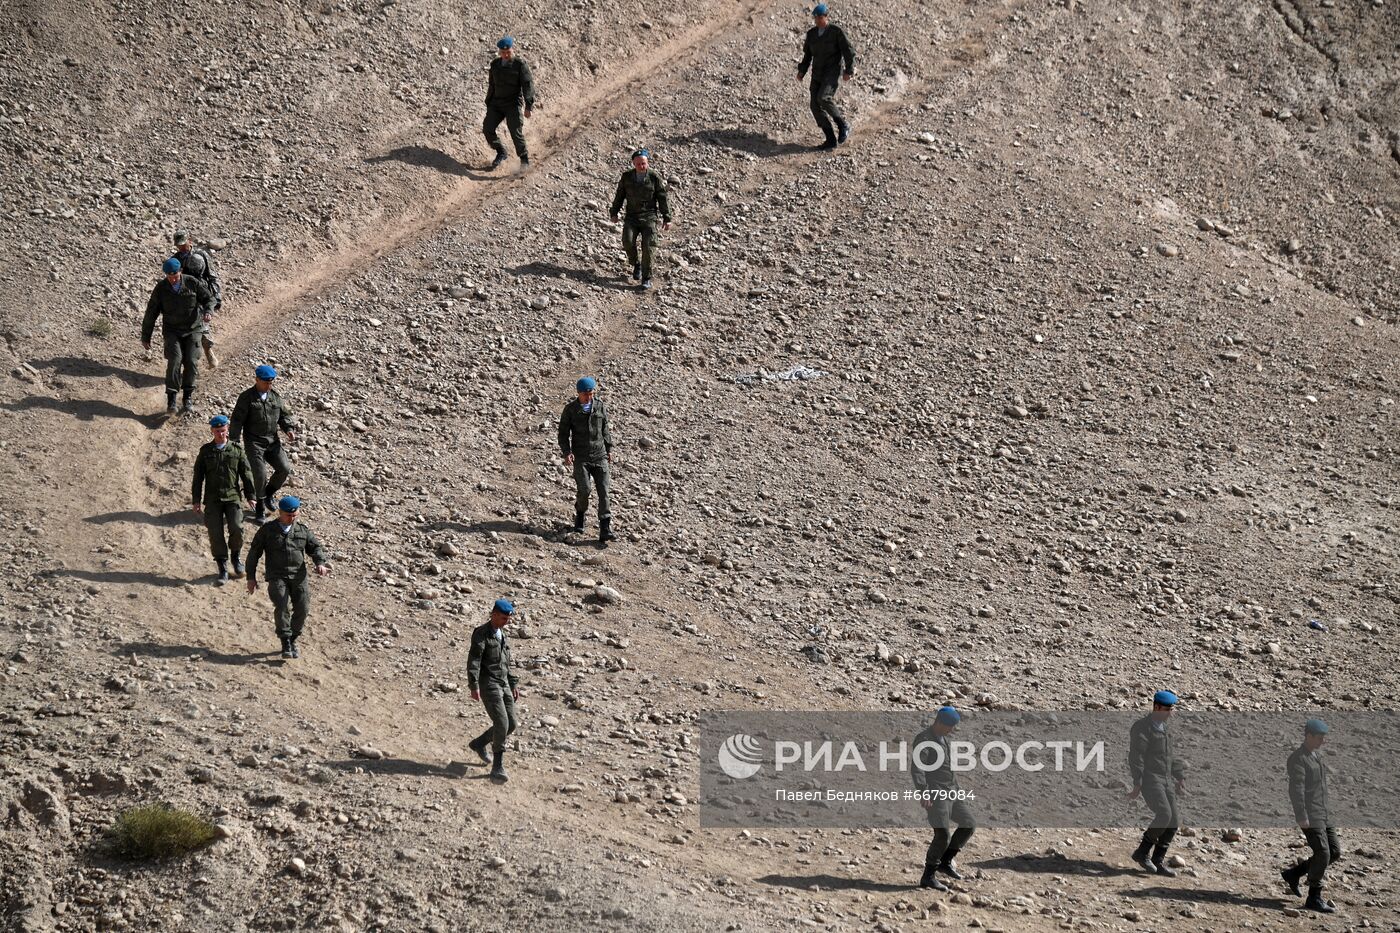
[170, 230, 223, 369]
[141, 257, 216, 416]
[230, 364, 297, 524]
[912, 706, 977, 891]
[245, 496, 331, 660]
[467, 599, 521, 783]
[484, 36, 535, 169]
[191, 415, 256, 586]
[558, 376, 615, 543]
[796, 3, 855, 150]
[609, 148, 672, 290]
[1126, 690, 1187, 876]
[1281, 719, 1340, 913]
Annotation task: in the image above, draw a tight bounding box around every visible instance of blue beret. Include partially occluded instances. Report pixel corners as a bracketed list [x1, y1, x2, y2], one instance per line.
[1153, 690, 1179, 706]
[254, 364, 277, 380]
[935, 706, 960, 726]
[1305, 718, 1329, 735]
[278, 496, 301, 512]
[631, 148, 649, 160]
[497, 36, 514, 49]
[813, 3, 829, 15]
[208, 415, 229, 428]
[493, 598, 515, 615]
[576, 376, 597, 392]
[162, 257, 182, 275]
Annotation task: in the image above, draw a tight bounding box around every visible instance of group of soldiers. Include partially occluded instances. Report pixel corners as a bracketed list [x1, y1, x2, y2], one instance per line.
[915, 695, 1342, 913]
[130, 3, 1350, 909]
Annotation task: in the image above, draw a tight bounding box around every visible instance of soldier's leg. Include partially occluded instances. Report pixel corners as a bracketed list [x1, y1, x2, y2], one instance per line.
[505, 106, 528, 160]
[638, 222, 658, 280]
[622, 218, 640, 267]
[573, 459, 593, 516]
[290, 576, 311, 640]
[483, 689, 510, 756]
[922, 801, 953, 885]
[202, 327, 218, 368]
[924, 828, 951, 872]
[266, 579, 293, 639]
[483, 104, 507, 154]
[163, 336, 182, 397]
[1326, 826, 1341, 865]
[819, 82, 846, 131]
[204, 508, 228, 560]
[264, 440, 293, 499]
[809, 84, 836, 139]
[246, 441, 271, 501]
[224, 502, 244, 557]
[947, 800, 976, 854]
[590, 461, 612, 520]
[1304, 828, 1331, 886]
[180, 332, 200, 402]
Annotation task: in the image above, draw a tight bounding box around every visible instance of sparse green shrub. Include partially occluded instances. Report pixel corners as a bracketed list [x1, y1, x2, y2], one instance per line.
[108, 804, 219, 859]
[87, 317, 113, 338]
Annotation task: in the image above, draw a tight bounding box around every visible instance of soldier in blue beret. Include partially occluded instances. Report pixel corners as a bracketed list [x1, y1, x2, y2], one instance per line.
[1282, 719, 1339, 912]
[467, 599, 521, 782]
[230, 364, 298, 524]
[797, 4, 856, 150]
[1127, 690, 1186, 875]
[245, 496, 331, 660]
[142, 256, 216, 416]
[484, 35, 535, 170]
[558, 376, 615, 543]
[191, 415, 256, 585]
[912, 706, 976, 890]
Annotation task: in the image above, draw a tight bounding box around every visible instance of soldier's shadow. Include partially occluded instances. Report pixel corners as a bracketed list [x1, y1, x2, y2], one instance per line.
[114, 641, 278, 666]
[324, 758, 470, 779]
[364, 146, 495, 180]
[2, 395, 164, 427]
[426, 518, 539, 538]
[1126, 886, 1291, 911]
[85, 510, 192, 528]
[974, 854, 1139, 878]
[31, 357, 164, 389]
[38, 568, 190, 589]
[755, 873, 913, 893]
[508, 261, 633, 292]
[664, 129, 812, 158]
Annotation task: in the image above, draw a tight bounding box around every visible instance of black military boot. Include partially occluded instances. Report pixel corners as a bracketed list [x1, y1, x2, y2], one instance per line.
[1131, 833, 1155, 873]
[468, 732, 493, 765]
[279, 637, 293, 660]
[631, 262, 641, 282]
[489, 149, 507, 170]
[180, 390, 195, 415]
[639, 277, 653, 291]
[252, 501, 266, 524]
[1305, 886, 1336, 913]
[599, 517, 615, 544]
[215, 560, 229, 586]
[519, 155, 530, 167]
[231, 556, 246, 580]
[919, 862, 948, 890]
[837, 120, 850, 144]
[489, 749, 508, 783]
[1151, 845, 1176, 877]
[165, 391, 178, 416]
[288, 637, 300, 659]
[262, 492, 277, 514]
[573, 509, 586, 534]
[1281, 864, 1305, 897]
[817, 132, 838, 151]
[938, 848, 965, 880]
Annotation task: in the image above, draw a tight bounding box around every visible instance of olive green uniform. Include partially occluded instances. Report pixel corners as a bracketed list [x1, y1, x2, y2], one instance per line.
[558, 397, 613, 522]
[610, 170, 671, 281]
[230, 386, 296, 504]
[1128, 715, 1185, 852]
[1286, 745, 1340, 887]
[467, 622, 520, 757]
[172, 246, 222, 357]
[912, 725, 976, 874]
[191, 441, 255, 560]
[798, 24, 856, 142]
[245, 521, 328, 639]
[484, 57, 535, 159]
[141, 274, 215, 395]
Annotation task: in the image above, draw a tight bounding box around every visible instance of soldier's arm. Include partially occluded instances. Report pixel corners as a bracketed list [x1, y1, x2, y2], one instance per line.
[839, 27, 855, 74]
[798, 33, 812, 77]
[466, 629, 484, 691]
[229, 392, 248, 443]
[278, 397, 296, 434]
[910, 734, 929, 790]
[142, 286, 161, 342]
[485, 63, 494, 103]
[245, 527, 267, 581]
[191, 450, 206, 505]
[1171, 753, 1186, 781]
[202, 251, 223, 307]
[305, 528, 330, 568]
[1287, 753, 1308, 824]
[237, 449, 256, 501]
[610, 176, 626, 218]
[558, 405, 572, 457]
[1127, 722, 1145, 786]
[602, 406, 613, 453]
[520, 60, 535, 108]
[655, 176, 672, 224]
